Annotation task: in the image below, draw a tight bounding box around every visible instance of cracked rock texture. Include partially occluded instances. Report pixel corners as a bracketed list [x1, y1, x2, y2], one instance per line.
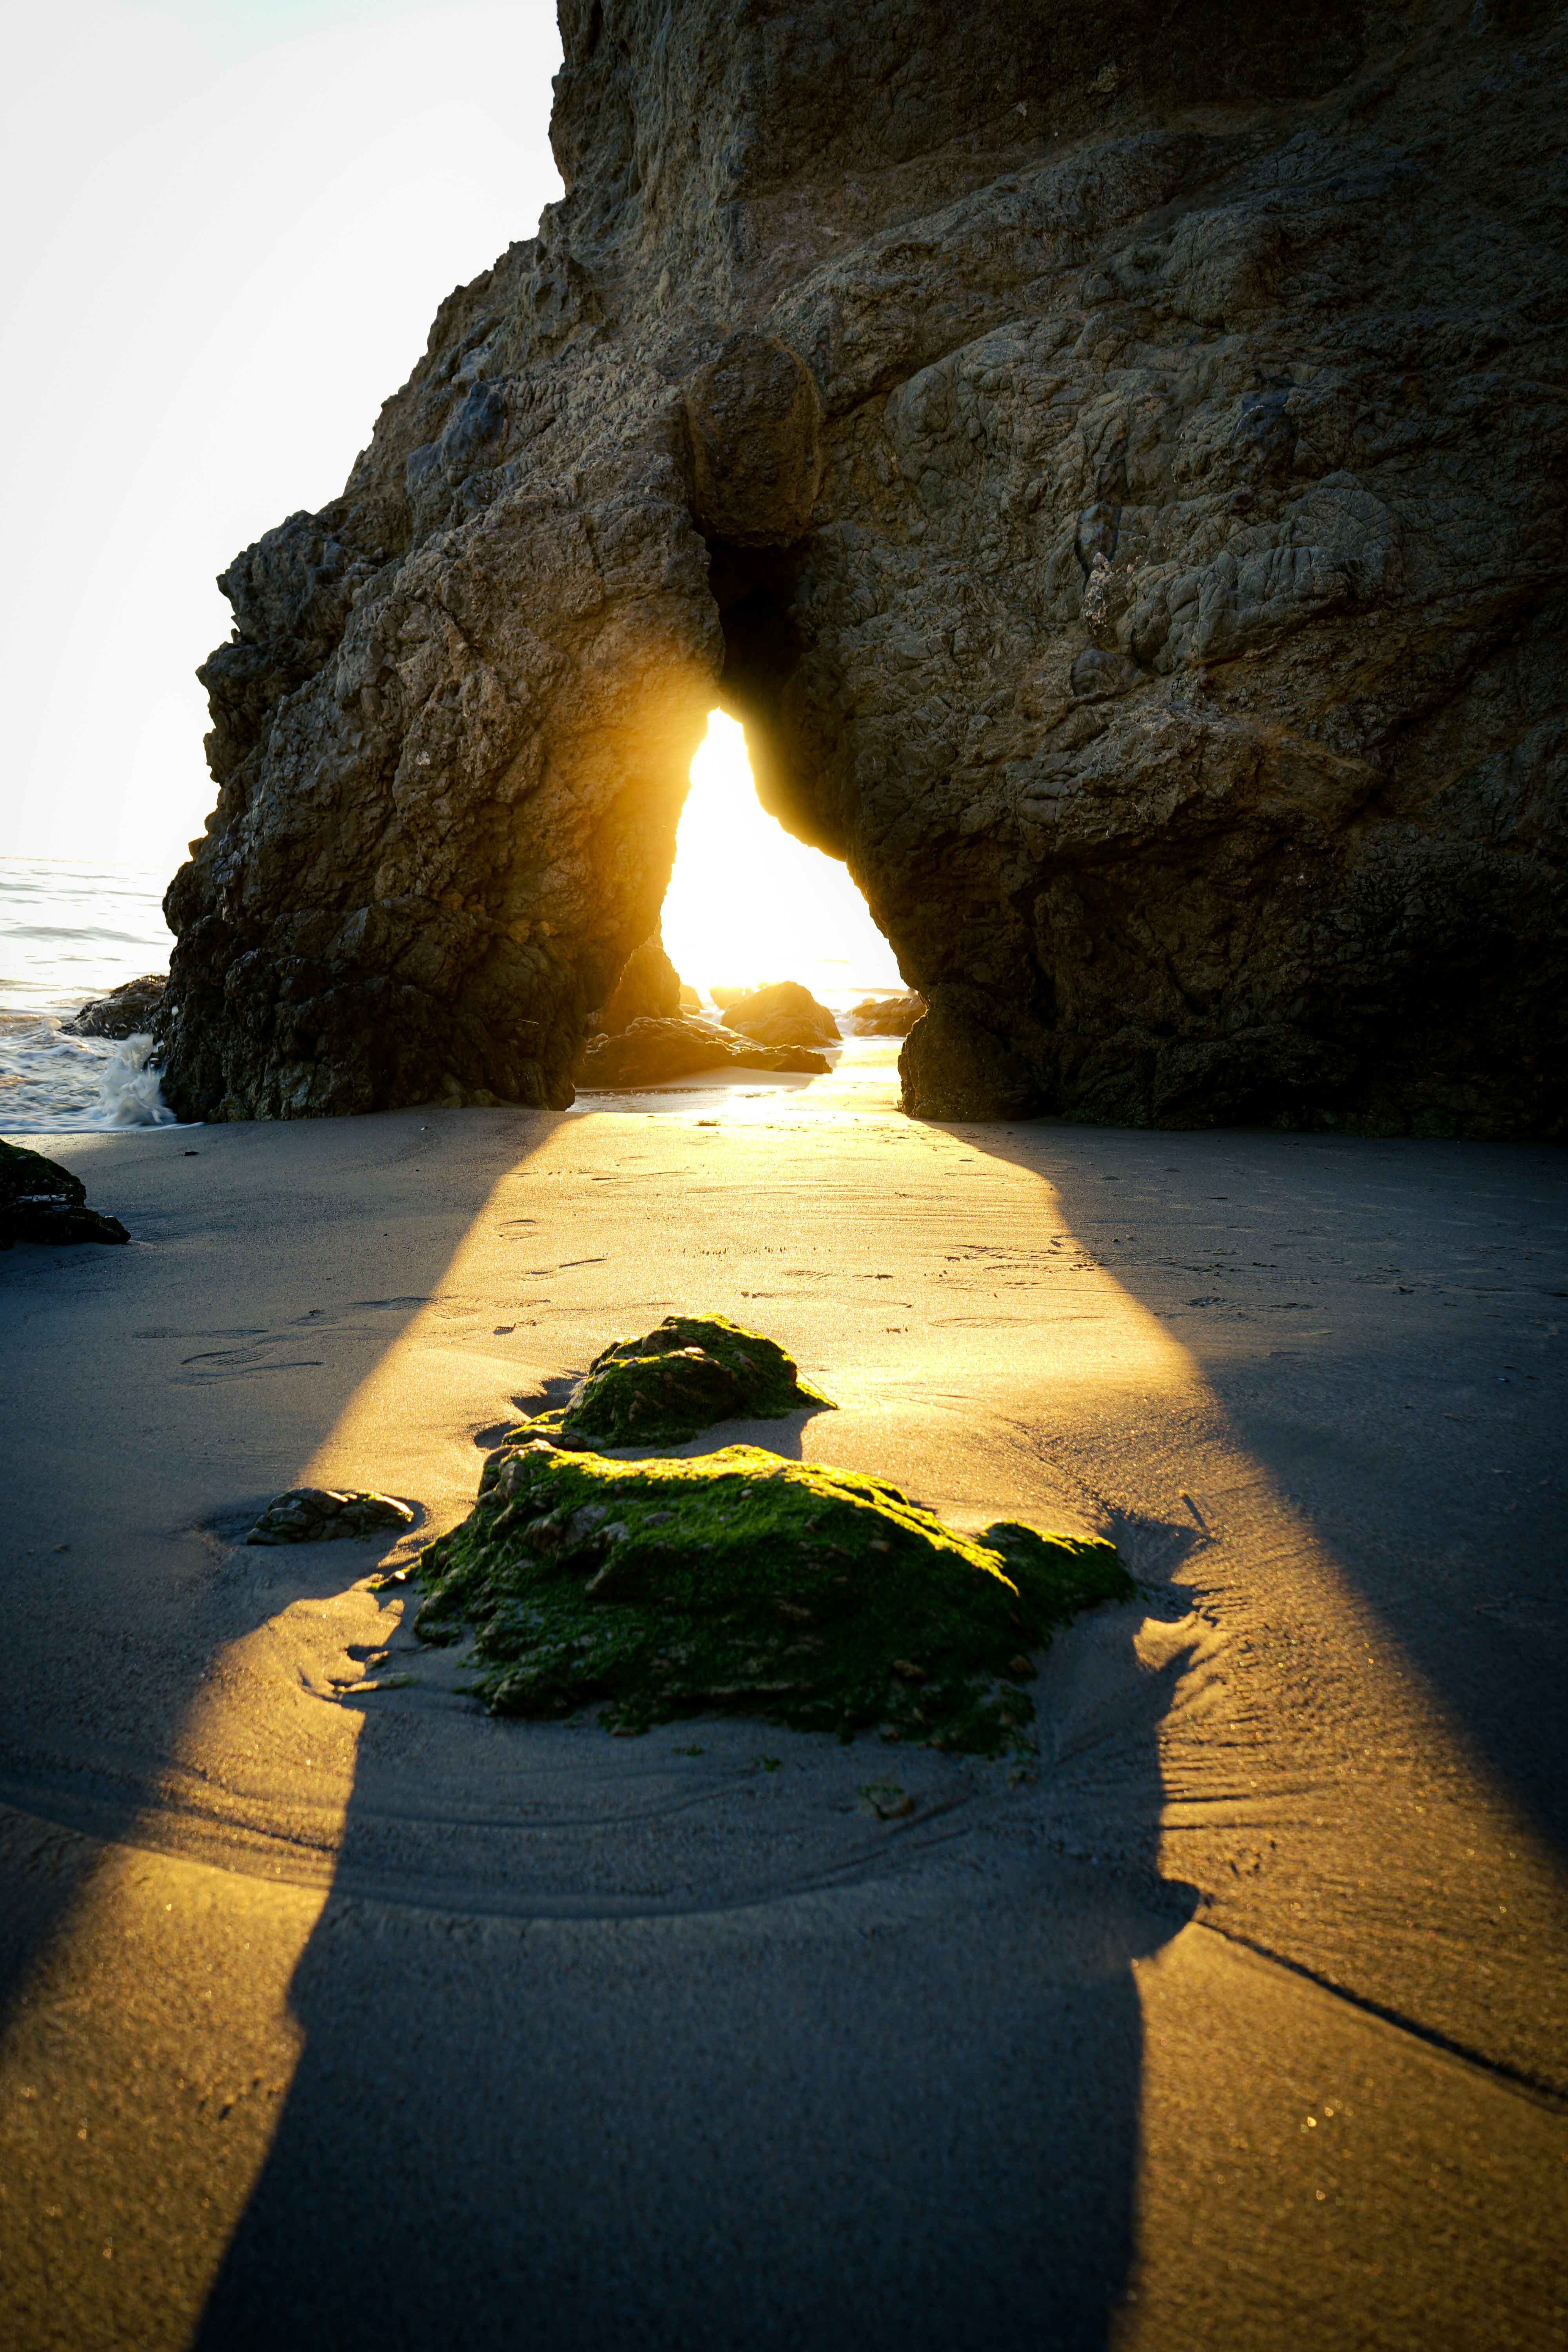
[158, 0, 1567, 1135]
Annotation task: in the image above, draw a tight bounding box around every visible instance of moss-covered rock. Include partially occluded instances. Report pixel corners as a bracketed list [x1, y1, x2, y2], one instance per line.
[510, 1314, 834, 1449]
[0, 1140, 129, 1248]
[412, 1440, 1132, 1753]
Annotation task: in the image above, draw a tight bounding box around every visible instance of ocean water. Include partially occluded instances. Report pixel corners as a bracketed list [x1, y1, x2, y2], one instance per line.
[0, 859, 179, 1132]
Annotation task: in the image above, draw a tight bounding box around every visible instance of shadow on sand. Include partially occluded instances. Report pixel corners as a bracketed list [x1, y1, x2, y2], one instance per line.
[961, 1118, 1568, 1878]
[0, 1109, 566, 2033]
[193, 1481, 1202, 2349]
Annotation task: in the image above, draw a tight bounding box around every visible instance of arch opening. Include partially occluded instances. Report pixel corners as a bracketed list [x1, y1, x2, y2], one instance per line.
[659, 710, 899, 1013]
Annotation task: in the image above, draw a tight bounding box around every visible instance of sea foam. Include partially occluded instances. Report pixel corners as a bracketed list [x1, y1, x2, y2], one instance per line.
[0, 1018, 179, 1133]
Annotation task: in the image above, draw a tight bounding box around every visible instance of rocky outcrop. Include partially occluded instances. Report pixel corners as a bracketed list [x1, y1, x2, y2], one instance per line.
[721, 980, 840, 1048]
[1, 1142, 129, 1247]
[848, 991, 926, 1037]
[64, 975, 167, 1040]
[579, 1015, 828, 1087]
[158, 0, 1568, 1137]
[589, 931, 681, 1031]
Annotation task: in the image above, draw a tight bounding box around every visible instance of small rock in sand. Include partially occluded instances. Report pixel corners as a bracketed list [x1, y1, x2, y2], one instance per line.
[245, 1488, 415, 1546]
[414, 1421, 1131, 1751]
[508, 1311, 835, 1448]
[586, 934, 682, 1033]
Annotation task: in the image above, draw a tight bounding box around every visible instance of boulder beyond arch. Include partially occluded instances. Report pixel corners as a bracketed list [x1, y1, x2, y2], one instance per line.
[157, 0, 1567, 1136]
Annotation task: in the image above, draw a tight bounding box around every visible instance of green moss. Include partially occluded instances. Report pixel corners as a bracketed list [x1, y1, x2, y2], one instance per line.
[412, 1441, 1133, 1754]
[508, 1314, 834, 1449]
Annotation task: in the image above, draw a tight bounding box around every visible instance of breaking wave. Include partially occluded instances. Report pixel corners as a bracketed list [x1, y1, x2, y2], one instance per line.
[0, 1018, 179, 1133]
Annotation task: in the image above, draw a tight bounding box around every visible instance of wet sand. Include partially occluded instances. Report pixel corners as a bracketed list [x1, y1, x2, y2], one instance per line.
[2, 1045, 1565, 2349]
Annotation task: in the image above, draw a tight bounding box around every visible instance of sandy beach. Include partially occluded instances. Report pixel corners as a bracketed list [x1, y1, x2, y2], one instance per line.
[2, 1047, 1564, 2349]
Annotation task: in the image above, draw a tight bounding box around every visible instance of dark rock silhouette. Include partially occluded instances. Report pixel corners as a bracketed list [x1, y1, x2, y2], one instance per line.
[721, 979, 841, 1048]
[589, 931, 681, 1033]
[0, 1142, 129, 1247]
[157, 0, 1567, 1136]
[579, 1016, 828, 1087]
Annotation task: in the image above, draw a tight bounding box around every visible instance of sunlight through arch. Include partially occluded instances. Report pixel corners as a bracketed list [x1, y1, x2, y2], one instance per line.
[659, 711, 900, 1004]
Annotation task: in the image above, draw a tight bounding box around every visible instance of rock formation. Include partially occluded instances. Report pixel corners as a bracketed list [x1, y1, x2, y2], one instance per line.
[503, 1311, 834, 1447]
[848, 991, 927, 1037]
[244, 1488, 415, 1546]
[64, 975, 167, 1040]
[579, 1015, 828, 1087]
[721, 979, 841, 1047]
[0, 1142, 129, 1248]
[158, 0, 1567, 1136]
[589, 930, 681, 1032]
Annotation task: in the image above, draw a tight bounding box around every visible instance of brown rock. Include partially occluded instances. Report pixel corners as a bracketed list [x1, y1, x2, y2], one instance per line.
[684, 332, 825, 548]
[722, 981, 840, 1048]
[848, 992, 926, 1037]
[63, 975, 166, 1040]
[154, 2, 1568, 1140]
[900, 991, 1040, 1122]
[579, 1016, 828, 1088]
[245, 1488, 416, 1545]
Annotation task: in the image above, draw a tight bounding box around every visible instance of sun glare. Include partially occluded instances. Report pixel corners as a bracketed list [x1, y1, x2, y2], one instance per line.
[659, 712, 900, 1000]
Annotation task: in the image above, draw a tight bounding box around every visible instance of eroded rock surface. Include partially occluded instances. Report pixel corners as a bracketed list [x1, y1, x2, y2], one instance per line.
[159, 0, 1568, 1136]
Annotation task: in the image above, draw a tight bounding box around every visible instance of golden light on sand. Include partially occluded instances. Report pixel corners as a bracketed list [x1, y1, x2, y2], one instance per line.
[659, 711, 899, 998]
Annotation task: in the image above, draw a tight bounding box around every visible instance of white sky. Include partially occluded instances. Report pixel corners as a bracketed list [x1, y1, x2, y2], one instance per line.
[1, 0, 564, 869]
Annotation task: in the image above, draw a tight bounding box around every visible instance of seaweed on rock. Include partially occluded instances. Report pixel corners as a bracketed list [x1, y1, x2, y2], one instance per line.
[508, 1314, 834, 1449]
[412, 1441, 1132, 1753]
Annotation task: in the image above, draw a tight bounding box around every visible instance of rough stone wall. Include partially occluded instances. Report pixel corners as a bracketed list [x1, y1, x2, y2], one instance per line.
[159, 0, 1568, 1134]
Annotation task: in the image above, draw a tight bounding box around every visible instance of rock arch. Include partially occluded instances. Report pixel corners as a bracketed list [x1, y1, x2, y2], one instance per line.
[158, 0, 1567, 1136]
